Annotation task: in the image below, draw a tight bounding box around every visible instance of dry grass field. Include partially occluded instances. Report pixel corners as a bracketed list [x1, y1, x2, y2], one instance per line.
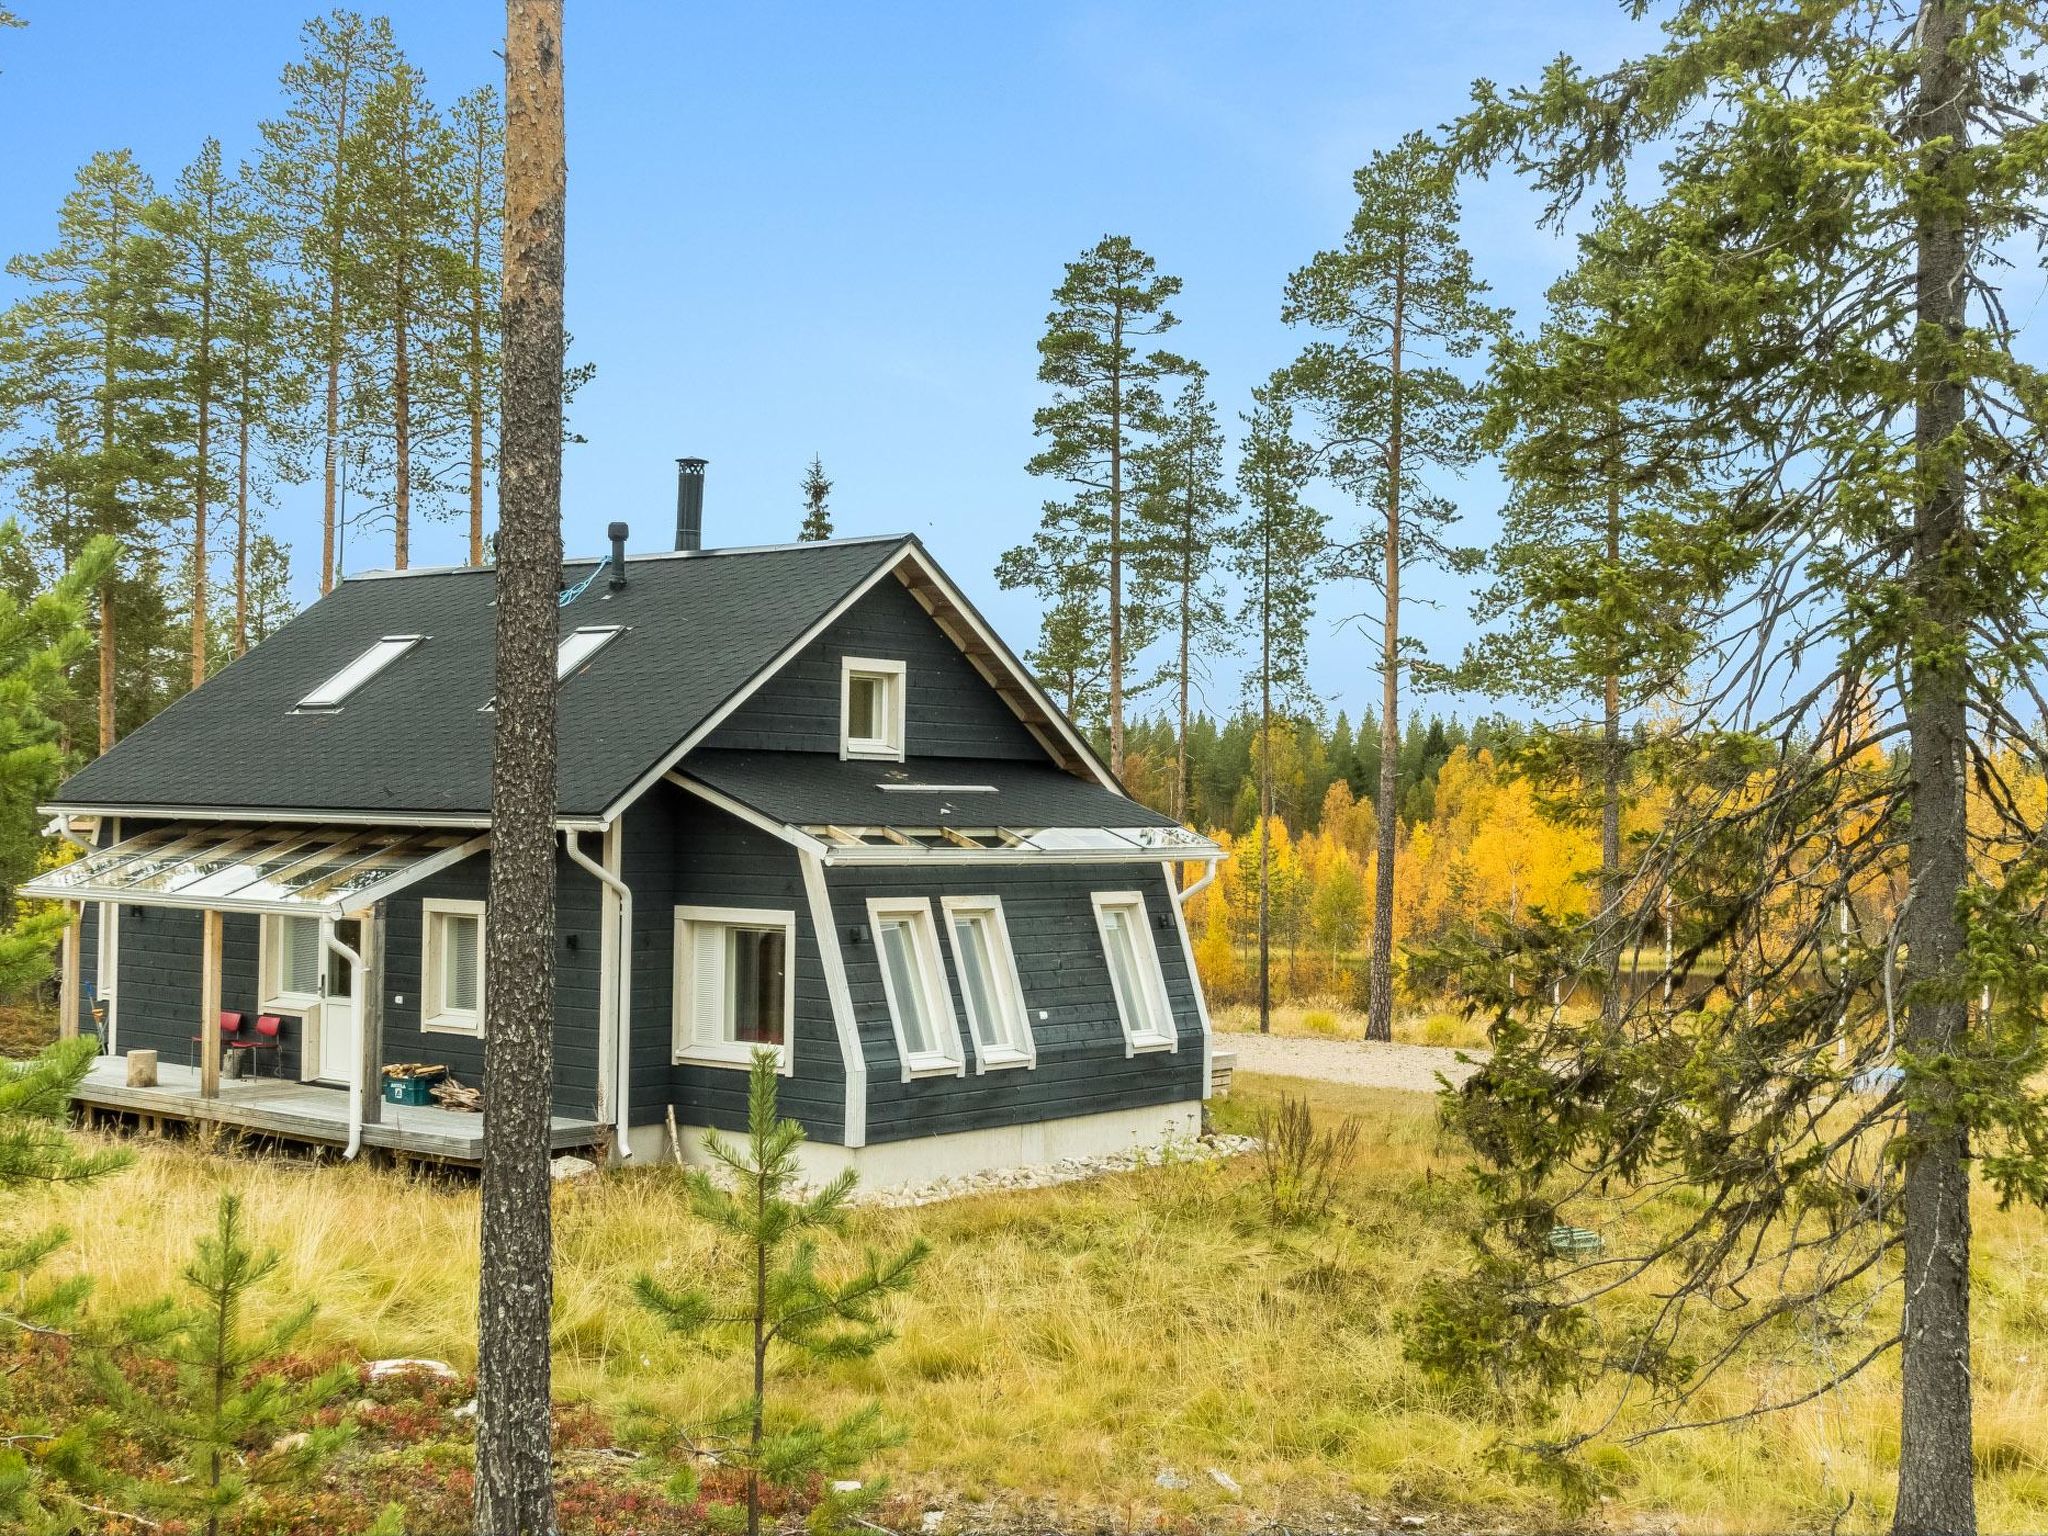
[7, 1064, 2045, 1533]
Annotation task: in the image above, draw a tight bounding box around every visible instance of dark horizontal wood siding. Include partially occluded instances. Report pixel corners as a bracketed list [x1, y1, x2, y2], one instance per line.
[828, 862, 1205, 1143]
[621, 781, 844, 1141]
[379, 846, 605, 1121]
[703, 575, 1044, 761]
[112, 907, 305, 1080]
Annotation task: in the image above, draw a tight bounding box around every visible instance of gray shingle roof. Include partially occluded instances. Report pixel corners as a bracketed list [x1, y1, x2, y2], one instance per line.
[677, 750, 1178, 830]
[54, 538, 912, 822]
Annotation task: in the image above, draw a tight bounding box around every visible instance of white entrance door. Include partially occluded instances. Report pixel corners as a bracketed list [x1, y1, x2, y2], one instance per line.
[314, 919, 361, 1084]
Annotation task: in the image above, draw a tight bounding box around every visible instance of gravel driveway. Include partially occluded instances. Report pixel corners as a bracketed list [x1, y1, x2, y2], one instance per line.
[1217, 1032, 1485, 1093]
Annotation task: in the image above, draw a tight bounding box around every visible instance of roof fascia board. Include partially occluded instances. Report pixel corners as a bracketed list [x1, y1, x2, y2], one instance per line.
[892, 542, 1121, 793]
[38, 802, 605, 833]
[595, 542, 914, 824]
[662, 772, 830, 856]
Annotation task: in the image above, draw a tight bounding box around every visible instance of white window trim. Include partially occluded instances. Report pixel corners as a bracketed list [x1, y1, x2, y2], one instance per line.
[421, 897, 486, 1036]
[867, 896, 966, 1079]
[294, 634, 424, 713]
[259, 912, 324, 1014]
[1090, 890, 1178, 1056]
[939, 894, 1035, 1072]
[672, 905, 797, 1074]
[840, 656, 906, 762]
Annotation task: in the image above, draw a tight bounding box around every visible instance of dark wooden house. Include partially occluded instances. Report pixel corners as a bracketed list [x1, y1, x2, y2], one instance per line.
[29, 514, 1221, 1181]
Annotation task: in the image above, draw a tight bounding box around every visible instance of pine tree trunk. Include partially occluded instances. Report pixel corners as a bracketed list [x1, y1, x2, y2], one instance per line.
[1600, 478, 1622, 1028]
[1366, 270, 1406, 1044]
[473, 5, 564, 1533]
[1894, 2, 1975, 1531]
[322, 291, 341, 595]
[97, 583, 115, 754]
[470, 302, 487, 565]
[393, 303, 411, 570]
[1107, 311, 1126, 782]
[191, 260, 213, 688]
[234, 406, 250, 658]
[1258, 534, 1272, 1035]
[1175, 489, 1193, 827]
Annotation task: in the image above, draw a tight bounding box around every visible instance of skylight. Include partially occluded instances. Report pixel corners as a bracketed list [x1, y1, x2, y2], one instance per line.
[295, 635, 424, 712]
[556, 625, 623, 679]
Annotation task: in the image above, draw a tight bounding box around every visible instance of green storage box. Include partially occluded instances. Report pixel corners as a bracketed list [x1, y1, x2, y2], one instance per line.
[383, 1076, 436, 1107]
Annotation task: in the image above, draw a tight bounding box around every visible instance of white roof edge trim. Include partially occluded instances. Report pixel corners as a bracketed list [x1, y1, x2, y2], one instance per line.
[294, 634, 425, 712]
[36, 802, 605, 832]
[595, 540, 918, 824]
[891, 543, 1122, 795]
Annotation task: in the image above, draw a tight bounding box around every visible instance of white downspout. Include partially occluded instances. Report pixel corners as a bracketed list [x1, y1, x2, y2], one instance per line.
[565, 829, 632, 1161]
[1173, 857, 1221, 908]
[320, 918, 366, 1159]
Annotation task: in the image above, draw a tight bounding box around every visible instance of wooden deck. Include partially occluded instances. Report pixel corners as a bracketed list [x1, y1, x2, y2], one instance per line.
[72, 1057, 608, 1164]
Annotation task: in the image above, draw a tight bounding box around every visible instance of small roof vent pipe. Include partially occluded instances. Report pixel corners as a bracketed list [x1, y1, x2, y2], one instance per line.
[607, 522, 629, 590]
[675, 457, 707, 552]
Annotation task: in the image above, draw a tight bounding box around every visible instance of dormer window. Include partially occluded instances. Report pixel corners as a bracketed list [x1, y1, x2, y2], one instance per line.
[295, 635, 424, 712]
[840, 656, 905, 761]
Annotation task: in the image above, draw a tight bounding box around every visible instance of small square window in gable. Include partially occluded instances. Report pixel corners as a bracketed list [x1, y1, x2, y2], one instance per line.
[840, 656, 906, 761]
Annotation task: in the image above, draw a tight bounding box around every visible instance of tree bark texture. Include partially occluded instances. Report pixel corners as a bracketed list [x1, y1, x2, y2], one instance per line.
[1894, 2, 1976, 1531]
[473, 3, 564, 1533]
[1366, 268, 1406, 1044]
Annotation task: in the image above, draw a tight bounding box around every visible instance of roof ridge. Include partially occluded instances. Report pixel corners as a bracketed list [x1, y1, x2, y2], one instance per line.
[343, 533, 913, 583]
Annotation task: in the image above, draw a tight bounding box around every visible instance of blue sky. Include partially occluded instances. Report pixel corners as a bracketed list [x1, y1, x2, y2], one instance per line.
[0, 2, 1635, 726]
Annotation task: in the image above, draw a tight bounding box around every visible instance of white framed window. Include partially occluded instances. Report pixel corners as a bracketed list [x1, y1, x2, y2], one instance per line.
[295, 634, 424, 712]
[94, 902, 118, 1003]
[940, 895, 1034, 1070]
[421, 898, 485, 1035]
[673, 906, 796, 1071]
[840, 656, 906, 761]
[261, 912, 325, 1011]
[868, 897, 965, 1077]
[1091, 891, 1177, 1054]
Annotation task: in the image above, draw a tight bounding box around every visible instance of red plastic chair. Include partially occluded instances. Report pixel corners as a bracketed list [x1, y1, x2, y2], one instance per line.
[192, 1011, 243, 1070]
[228, 1015, 284, 1078]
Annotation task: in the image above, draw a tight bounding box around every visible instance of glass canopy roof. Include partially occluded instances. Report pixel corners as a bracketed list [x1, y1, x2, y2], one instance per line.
[805, 822, 1221, 864]
[26, 824, 488, 917]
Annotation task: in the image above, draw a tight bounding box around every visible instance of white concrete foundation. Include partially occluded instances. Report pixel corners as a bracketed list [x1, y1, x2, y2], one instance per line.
[621, 1099, 1202, 1189]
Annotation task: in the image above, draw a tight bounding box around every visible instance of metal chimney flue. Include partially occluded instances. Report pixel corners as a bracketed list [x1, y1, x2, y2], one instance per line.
[674, 457, 708, 552]
[607, 522, 630, 589]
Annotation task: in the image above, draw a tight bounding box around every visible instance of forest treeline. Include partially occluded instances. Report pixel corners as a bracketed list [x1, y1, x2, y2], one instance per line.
[0, 13, 535, 757]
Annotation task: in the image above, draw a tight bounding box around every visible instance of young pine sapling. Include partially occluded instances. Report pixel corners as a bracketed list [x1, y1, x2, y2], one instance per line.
[93, 1192, 356, 1536]
[635, 1051, 929, 1536]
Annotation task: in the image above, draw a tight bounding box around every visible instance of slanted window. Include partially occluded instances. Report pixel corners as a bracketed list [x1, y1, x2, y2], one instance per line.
[557, 625, 623, 679]
[261, 913, 324, 1009]
[673, 906, 795, 1069]
[1091, 891, 1176, 1053]
[941, 895, 1033, 1070]
[295, 635, 424, 712]
[840, 656, 906, 761]
[422, 898, 485, 1035]
[868, 897, 964, 1076]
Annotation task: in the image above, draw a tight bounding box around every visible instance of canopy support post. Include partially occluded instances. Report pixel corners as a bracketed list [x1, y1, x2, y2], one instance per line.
[59, 902, 81, 1041]
[200, 909, 223, 1099]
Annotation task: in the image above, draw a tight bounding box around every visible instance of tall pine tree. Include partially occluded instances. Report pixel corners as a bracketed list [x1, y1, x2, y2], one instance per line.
[1280, 132, 1502, 1041]
[257, 10, 396, 594]
[1137, 369, 1235, 827]
[999, 235, 1187, 781]
[1232, 386, 1323, 1034]
[1, 150, 184, 754]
